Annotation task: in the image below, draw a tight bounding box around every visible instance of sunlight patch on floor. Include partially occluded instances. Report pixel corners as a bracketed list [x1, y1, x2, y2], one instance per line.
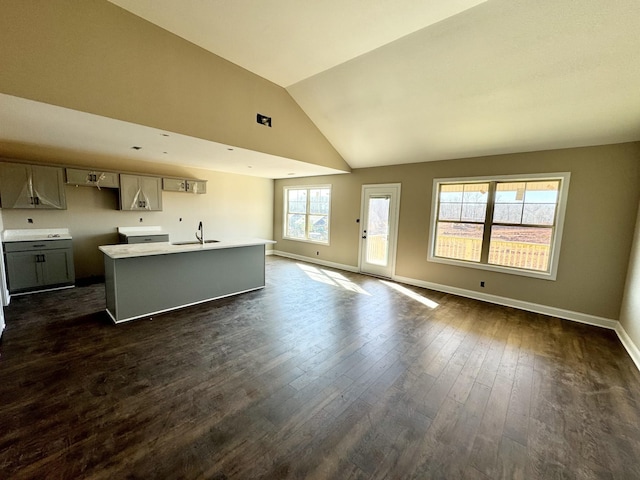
[297, 264, 370, 295]
[380, 280, 439, 309]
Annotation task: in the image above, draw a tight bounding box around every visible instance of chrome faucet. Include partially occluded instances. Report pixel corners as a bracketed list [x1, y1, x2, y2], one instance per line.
[196, 221, 204, 244]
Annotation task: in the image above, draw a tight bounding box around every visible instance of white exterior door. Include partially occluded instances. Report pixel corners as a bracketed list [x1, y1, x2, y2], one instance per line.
[359, 184, 401, 278]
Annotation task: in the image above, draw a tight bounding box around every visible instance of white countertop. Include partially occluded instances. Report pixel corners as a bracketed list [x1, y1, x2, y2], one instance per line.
[99, 238, 275, 259]
[2, 228, 72, 242]
[117, 226, 166, 237]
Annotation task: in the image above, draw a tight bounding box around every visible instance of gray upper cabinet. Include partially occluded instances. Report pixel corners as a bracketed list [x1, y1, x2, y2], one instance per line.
[162, 177, 187, 192]
[163, 177, 207, 194]
[119, 174, 162, 211]
[66, 168, 120, 188]
[0, 162, 66, 209]
[186, 180, 207, 194]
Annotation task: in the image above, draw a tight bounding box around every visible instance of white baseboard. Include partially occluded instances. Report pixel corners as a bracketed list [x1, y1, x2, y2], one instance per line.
[393, 274, 618, 330]
[616, 324, 640, 372]
[393, 274, 640, 372]
[272, 250, 358, 273]
[269, 251, 640, 372]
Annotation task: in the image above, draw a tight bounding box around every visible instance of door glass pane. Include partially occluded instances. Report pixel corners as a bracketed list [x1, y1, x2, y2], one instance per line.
[366, 196, 390, 266]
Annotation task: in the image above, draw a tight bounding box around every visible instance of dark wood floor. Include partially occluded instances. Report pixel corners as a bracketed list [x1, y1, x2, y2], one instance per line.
[1, 256, 639, 479]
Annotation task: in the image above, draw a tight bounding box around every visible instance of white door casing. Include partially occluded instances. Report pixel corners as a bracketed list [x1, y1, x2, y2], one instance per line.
[359, 184, 401, 278]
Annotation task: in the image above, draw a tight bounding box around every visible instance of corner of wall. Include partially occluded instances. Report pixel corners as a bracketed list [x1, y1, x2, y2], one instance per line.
[619, 195, 640, 373]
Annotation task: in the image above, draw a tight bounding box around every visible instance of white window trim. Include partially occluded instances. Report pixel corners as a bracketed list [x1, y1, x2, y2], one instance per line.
[427, 172, 571, 281]
[283, 184, 332, 245]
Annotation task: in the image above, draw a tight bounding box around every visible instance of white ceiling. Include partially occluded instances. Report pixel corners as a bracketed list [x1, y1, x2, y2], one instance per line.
[287, 0, 640, 167]
[3, 0, 639, 176]
[107, 0, 489, 88]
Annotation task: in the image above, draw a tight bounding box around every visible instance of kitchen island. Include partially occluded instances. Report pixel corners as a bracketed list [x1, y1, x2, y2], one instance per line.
[99, 238, 274, 323]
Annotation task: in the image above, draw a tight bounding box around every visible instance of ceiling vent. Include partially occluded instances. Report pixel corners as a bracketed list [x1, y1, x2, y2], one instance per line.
[256, 113, 272, 127]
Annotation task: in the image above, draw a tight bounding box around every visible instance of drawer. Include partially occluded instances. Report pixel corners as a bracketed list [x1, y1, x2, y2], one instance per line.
[4, 239, 73, 252]
[125, 234, 169, 244]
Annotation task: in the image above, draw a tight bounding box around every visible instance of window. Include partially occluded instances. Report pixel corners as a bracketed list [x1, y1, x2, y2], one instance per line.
[429, 173, 570, 279]
[284, 186, 331, 243]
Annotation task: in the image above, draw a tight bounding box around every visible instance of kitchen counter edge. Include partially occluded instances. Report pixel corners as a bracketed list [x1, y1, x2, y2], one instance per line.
[99, 238, 276, 259]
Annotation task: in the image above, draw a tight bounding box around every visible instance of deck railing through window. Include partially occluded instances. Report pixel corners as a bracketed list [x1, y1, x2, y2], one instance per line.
[367, 234, 388, 265]
[435, 236, 550, 271]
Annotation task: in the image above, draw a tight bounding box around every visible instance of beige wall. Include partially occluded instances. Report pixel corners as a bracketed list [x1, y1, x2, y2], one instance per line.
[0, 0, 349, 173]
[620, 197, 640, 351]
[0, 156, 273, 280]
[275, 142, 640, 320]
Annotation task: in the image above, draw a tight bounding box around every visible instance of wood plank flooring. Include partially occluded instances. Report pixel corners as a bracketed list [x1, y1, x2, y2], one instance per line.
[1, 256, 639, 479]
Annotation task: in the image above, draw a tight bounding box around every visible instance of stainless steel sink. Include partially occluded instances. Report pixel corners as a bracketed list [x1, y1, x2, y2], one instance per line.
[172, 240, 220, 245]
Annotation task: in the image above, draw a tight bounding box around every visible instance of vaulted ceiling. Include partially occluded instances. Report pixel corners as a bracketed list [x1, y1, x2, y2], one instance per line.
[2, 1, 639, 178]
[108, 0, 640, 168]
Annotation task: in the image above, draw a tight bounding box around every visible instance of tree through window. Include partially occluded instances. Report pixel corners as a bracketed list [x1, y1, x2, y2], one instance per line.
[284, 186, 331, 243]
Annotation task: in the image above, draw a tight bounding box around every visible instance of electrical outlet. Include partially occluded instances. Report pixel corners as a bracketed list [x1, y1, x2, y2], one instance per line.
[480, 281, 485, 288]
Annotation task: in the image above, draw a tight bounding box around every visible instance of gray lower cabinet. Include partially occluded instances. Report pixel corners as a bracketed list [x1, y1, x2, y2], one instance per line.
[120, 174, 162, 211]
[103, 244, 265, 322]
[4, 240, 75, 293]
[0, 162, 66, 209]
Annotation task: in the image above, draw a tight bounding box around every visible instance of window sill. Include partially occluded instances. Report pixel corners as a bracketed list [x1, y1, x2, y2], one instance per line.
[427, 255, 558, 281]
[283, 236, 330, 246]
